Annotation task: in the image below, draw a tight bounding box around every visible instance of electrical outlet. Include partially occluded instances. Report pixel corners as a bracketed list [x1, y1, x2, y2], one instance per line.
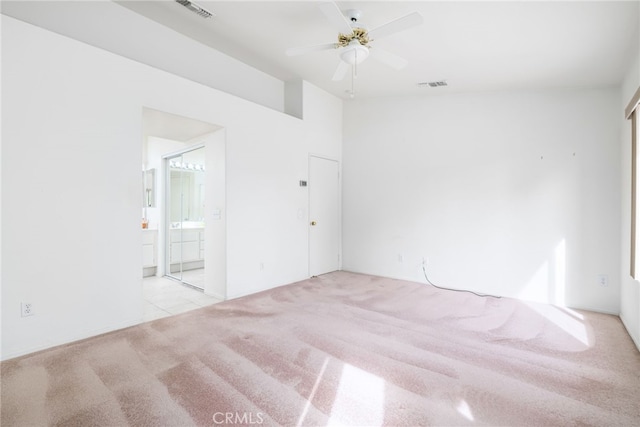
[21, 302, 34, 317]
[597, 274, 609, 287]
[398, 254, 403, 263]
[259, 262, 265, 271]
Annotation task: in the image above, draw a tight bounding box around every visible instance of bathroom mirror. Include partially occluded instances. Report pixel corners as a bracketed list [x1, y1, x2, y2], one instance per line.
[169, 148, 205, 224]
[143, 168, 155, 207]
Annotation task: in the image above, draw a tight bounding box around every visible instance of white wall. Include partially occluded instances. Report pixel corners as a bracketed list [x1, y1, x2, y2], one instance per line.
[202, 131, 227, 300]
[3, 16, 144, 360]
[223, 79, 344, 300]
[343, 88, 621, 313]
[620, 48, 640, 350]
[0, 1, 284, 112]
[303, 81, 344, 159]
[1, 16, 341, 359]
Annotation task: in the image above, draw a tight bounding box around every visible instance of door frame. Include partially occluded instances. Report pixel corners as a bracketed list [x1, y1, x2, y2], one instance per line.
[308, 154, 342, 277]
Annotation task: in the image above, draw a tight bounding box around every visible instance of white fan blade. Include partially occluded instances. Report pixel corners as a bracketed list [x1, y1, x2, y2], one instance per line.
[367, 11, 423, 40]
[369, 48, 408, 70]
[319, 2, 353, 35]
[286, 43, 336, 57]
[332, 61, 350, 81]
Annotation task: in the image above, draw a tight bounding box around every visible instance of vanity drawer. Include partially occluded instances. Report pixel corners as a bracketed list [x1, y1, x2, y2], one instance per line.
[170, 241, 200, 262]
[142, 244, 155, 267]
[170, 229, 200, 243]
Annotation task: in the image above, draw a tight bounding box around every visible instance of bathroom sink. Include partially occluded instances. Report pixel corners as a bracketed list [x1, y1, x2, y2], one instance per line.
[171, 221, 205, 229]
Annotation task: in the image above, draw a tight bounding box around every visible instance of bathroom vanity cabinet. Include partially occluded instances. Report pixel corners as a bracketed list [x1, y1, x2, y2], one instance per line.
[169, 227, 204, 272]
[142, 229, 158, 277]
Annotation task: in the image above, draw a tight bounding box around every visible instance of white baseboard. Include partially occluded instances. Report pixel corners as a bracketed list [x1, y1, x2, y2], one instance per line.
[1, 317, 142, 361]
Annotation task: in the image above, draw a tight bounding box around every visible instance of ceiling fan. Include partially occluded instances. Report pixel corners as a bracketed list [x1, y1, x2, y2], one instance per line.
[286, 2, 423, 86]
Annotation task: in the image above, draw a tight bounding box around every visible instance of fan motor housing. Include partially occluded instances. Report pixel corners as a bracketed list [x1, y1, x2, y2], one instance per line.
[345, 9, 362, 22]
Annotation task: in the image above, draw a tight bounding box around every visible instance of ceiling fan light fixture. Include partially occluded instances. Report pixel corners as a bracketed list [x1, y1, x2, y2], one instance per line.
[286, 2, 424, 92]
[340, 40, 369, 65]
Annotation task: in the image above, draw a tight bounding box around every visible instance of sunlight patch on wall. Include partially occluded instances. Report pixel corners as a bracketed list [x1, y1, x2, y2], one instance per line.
[518, 239, 567, 306]
[518, 261, 549, 303]
[554, 239, 566, 306]
[328, 364, 385, 426]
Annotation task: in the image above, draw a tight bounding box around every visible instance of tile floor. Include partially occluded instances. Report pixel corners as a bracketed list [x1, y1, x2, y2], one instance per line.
[166, 268, 205, 289]
[142, 274, 222, 322]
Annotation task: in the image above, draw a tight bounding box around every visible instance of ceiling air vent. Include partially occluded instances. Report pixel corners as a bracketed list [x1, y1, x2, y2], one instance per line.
[175, 0, 214, 19]
[418, 81, 448, 88]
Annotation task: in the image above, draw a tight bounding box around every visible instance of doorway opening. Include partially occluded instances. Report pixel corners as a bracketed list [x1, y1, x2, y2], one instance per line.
[141, 107, 227, 317]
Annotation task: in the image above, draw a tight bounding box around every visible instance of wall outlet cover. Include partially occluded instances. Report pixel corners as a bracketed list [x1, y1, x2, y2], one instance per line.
[597, 274, 609, 287]
[21, 302, 34, 317]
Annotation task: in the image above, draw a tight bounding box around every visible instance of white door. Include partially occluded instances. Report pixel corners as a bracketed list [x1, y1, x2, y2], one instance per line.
[309, 156, 340, 276]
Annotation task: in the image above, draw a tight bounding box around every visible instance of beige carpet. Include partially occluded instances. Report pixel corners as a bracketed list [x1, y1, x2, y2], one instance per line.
[2, 271, 640, 426]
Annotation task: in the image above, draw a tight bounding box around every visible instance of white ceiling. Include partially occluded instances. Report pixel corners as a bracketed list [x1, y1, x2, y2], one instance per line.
[143, 107, 221, 142]
[118, 0, 640, 99]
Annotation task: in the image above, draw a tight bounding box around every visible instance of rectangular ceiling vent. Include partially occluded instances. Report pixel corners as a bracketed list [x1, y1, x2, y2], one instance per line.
[175, 0, 214, 19]
[418, 81, 448, 88]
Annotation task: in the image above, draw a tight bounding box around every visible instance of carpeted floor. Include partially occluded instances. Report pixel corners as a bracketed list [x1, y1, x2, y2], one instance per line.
[2, 271, 640, 426]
